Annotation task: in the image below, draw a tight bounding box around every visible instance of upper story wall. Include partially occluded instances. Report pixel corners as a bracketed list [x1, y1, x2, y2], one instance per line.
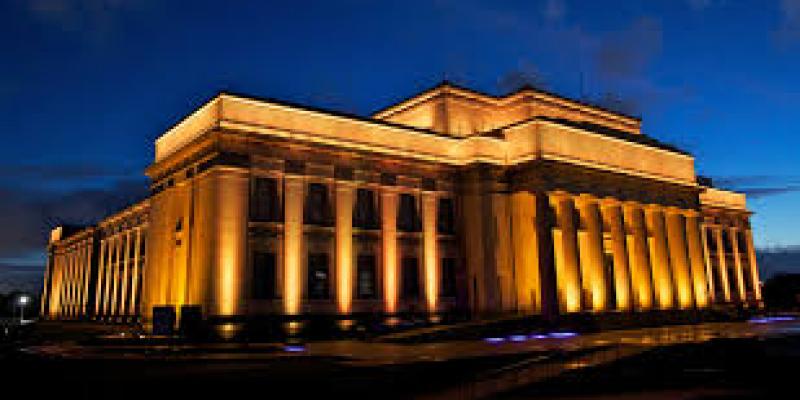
[150, 92, 695, 187]
[372, 83, 642, 137]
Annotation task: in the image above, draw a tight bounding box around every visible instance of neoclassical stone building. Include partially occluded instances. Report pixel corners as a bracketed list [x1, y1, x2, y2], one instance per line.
[41, 82, 762, 329]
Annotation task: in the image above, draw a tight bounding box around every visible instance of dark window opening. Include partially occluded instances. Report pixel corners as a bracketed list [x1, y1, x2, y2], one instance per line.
[353, 189, 379, 229]
[305, 183, 333, 226]
[307, 253, 330, 299]
[440, 258, 457, 297]
[738, 231, 748, 253]
[604, 253, 617, 310]
[356, 255, 377, 299]
[728, 266, 739, 301]
[252, 252, 277, 299]
[706, 231, 718, 252]
[437, 198, 455, 234]
[722, 231, 733, 253]
[251, 177, 281, 222]
[398, 194, 421, 232]
[401, 257, 420, 300]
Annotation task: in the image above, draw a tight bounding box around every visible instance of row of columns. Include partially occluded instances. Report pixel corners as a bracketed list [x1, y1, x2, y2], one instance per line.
[45, 239, 93, 318]
[95, 227, 145, 320]
[281, 175, 440, 317]
[701, 224, 761, 305]
[549, 192, 710, 313]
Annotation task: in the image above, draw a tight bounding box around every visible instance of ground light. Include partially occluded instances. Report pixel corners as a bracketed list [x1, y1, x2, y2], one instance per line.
[17, 295, 31, 323]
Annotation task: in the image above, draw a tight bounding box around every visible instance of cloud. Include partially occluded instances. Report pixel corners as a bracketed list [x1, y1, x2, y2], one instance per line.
[543, 0, 566, 22]
[709, 175, 800, 198]
[496, 61, 549, 94]
[758, 245, 800, 277]
[0, 264, 43, 295]
[592, 17, 663, 81]
[0, 161, 148, 266]
[775, 0, 800, 46]
[24, 0, 150, 42]
[686, 0, 715, 11]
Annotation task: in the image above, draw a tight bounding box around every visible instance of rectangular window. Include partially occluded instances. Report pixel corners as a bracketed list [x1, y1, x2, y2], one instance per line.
[252, 252, 277, 299]
[440, 258, 457, 297]
[251, 177, 281, 222]
[437, 198, 455, 234]
[307, 253, 330, 299]
[305, 183, 332, 226]
[398, 193, 420, 232]
[353, 189, 379, 229]
[356, 255, 377, 299]
[401, 257, 420, 299]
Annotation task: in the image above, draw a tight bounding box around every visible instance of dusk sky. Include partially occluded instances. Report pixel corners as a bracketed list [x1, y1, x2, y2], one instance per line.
[1, 0, 799, 291]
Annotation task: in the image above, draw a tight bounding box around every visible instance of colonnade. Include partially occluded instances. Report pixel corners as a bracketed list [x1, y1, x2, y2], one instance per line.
[548, 192, 711, 313]
[701, 222, 761, 305]
[95, 226, 146, 320]
[280, 174, 442, 317]
[43, 237, 94, 319]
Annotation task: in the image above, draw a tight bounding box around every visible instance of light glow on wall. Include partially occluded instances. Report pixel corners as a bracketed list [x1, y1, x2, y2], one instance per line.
[336, 184, 354, 315]
[215, 169, 247, 316]
[382, 190, 398, 314]
[284, 176, 304, 316]
[422, 192, 438, 313]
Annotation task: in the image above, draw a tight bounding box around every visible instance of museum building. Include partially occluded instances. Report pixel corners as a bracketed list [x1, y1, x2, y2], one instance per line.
[40, 82, 763, 329]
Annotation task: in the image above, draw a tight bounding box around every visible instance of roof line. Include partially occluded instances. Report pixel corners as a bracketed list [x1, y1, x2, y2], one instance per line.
[370, 80, 642, 122]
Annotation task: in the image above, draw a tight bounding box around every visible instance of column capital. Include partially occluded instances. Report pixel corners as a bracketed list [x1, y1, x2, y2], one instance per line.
[644, 203, 665, 213]
[574, 193, 599, 206]
[599, 196, 622, 208]
[682, 209, 700, 218]
[663, 206, 684, 216]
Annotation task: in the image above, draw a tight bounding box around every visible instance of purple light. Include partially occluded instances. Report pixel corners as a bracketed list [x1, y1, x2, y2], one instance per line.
[509, 334, 527, 342]
[749, 316, 796, 324]
[529, 334, 548, 339]
[548, 332, 578, 338]
[483, 337, 506, 344]
[283, 345, 306, 352]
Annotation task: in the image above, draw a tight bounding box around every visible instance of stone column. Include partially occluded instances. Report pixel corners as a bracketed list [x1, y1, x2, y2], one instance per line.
[511, 191, 540, 313]
[744, 228, 762, 305]
[81, 243, 93, 316]
[381, 187, 399, 315]
[622, 202, 654, 310]
[575, 194, 606, 312]
[421, 190, 438, 314]
[665, 208, 693, 309]
[95, 239, 106, 317]
[283, 174, 304, 316]
[104, 238, 115, 317]
[111, 235, 122, 317]
[685, 211, 710, 308]
[600, 198, 633, 311]
[549, 192, 582, 313]
[335, 181, 355, 315]
[645, 205, 674, 309]
[729, 227, 747, 302]
[41, 252, 52, 317]
[119, 232, 131, 318]
[130, 228, 142, 317]
[212, 168, 249, 321]
[713, 227, 731, 302]
[700, 224, 715, 303]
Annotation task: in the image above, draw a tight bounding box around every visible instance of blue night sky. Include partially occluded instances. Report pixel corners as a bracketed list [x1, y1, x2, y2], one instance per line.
[1, 0, 799, 291]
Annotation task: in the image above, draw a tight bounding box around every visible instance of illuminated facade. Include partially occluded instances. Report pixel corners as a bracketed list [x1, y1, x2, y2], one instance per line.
[41, 82, 763, 328]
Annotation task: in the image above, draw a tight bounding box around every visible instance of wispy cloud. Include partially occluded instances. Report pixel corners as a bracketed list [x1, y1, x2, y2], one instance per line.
[710, 175, 800, 199]
[24, 0, 151, 43]
[0, 161, 148, 266]
[775, 0, 800, 46]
